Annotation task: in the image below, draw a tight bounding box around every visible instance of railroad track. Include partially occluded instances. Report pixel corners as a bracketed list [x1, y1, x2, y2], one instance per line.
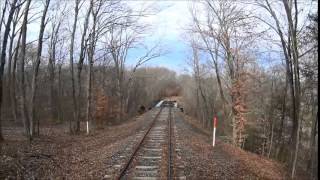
[115, 102, 175, 180]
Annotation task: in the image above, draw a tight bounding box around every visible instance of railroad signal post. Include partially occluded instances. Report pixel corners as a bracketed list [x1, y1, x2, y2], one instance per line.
[213, 116, 217, 147]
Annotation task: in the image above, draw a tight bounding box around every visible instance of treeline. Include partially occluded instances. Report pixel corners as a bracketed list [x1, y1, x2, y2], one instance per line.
[179, 0, 318, 179]
[0, 0, 166, 139]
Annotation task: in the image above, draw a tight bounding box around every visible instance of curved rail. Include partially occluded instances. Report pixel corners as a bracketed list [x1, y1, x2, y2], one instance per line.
[116, 107, 163, 180]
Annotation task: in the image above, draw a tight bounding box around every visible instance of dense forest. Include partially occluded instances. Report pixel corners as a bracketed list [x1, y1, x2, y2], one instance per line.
[0, 0, 317, 179]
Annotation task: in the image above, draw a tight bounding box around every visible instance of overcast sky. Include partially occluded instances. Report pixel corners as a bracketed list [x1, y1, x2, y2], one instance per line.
[124, 0, 317, 73]
[126, 1, 192, 73]
[19, 0, 317, 73]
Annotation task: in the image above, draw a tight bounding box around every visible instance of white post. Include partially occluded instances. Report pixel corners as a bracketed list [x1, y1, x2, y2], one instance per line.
[213, 127, 216, 146]
[86, 121, 89, 135]
[213, 116, 217, 147]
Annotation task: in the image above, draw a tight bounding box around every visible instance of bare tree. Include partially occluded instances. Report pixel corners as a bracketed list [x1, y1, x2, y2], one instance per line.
[68, 0, 80, 134]
[0, 0, 18, 141]
[85, 0, 102, 134]
[105, 14, 137, 121]
[9, 31, 22, 123]
[124, 43, 162, 115]
[190, 0, 257, 147]
[74, 0, 93, 133]
[190, 8, 228, 134]
[190, 40, 211, 128]
[47, 1, 65, 122]
[7, 4, 22, 123]
[255, 0, 303, 177]
[29, 0, 50, 138]
[19, 0, 32, 138]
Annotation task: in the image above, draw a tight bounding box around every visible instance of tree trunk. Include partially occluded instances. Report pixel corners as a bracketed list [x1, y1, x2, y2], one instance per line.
[76, 3, 92, 132]
[0, 0, 18, 141]
[7, 12, 16, 122]
[69, 0, 80, 134]
[48, 22, 60, 121]
[86, 0, 97, 134]
[19, 0, 32, 138]
[57, 64, 63, 122]
[86, 58, 92, 134]
[268, 118, 274, 158]
[0, 0, 17, 141]
[10, 31, 22, 124]
[282, 1, 301, 177]
[277, 76, 287, 160]
[48, 50, 56, 120]
[29, 0, 50, 138]
[258, 1, 301, 176]
[308, 106, 317, 178]
[195, 87, 201, 123]
[0, 0, 8, 40]
[198, 80, 209, 128]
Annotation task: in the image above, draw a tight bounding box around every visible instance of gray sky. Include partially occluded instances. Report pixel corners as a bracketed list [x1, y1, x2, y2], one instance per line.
[17, 0, 318, 73]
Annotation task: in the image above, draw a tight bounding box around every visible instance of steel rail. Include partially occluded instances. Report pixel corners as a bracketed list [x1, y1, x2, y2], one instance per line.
[168, 106, 173, 180]
[116, 107, 163, 180]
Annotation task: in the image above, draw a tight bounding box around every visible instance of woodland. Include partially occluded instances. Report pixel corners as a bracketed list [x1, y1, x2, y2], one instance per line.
[0, 0, 318, 179]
